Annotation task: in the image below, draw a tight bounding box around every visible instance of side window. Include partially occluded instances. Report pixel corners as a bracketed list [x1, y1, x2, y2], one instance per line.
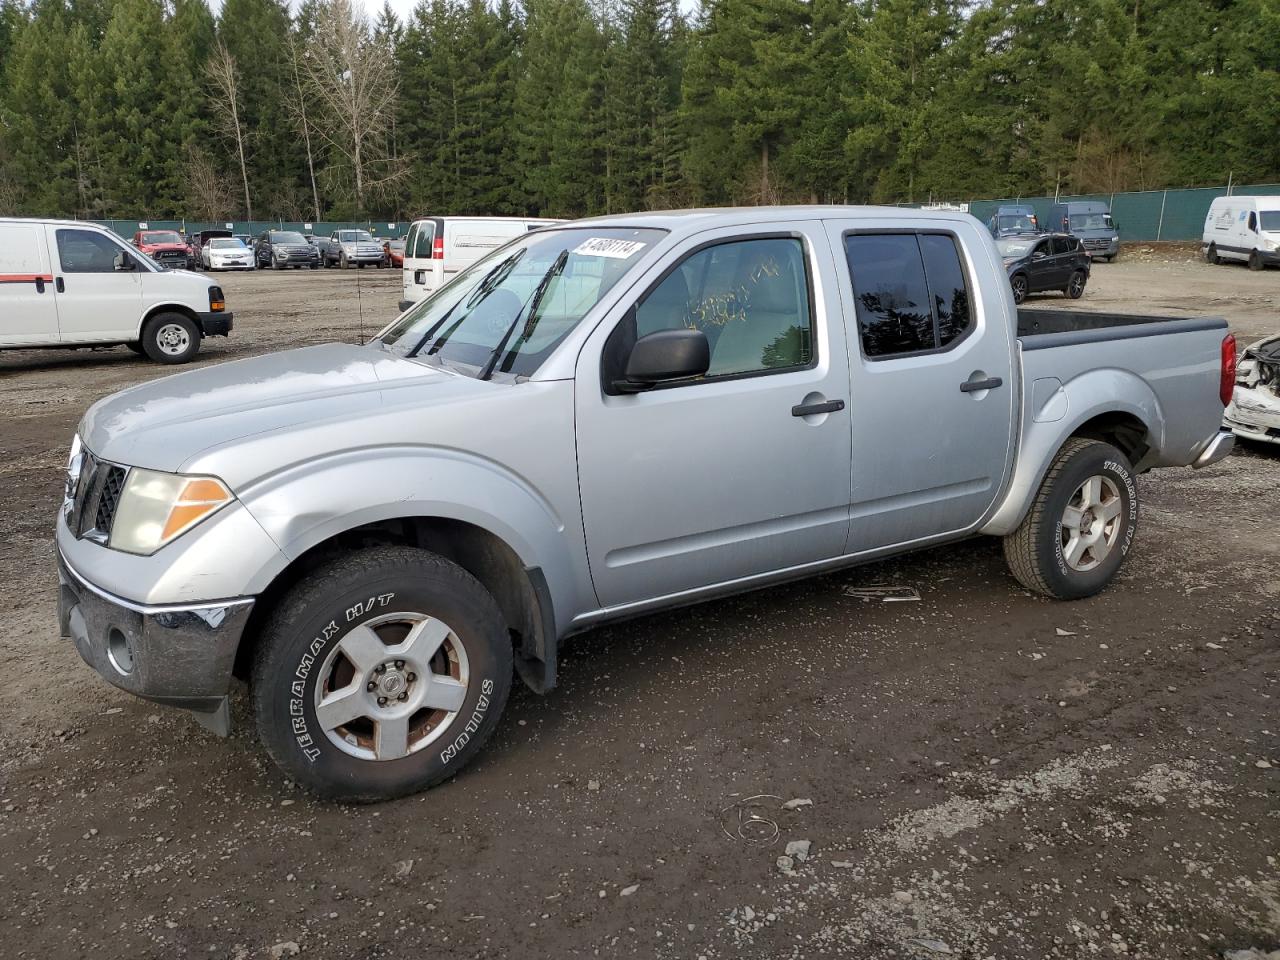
[1248, 211, 1258, 232]
[645, 237, 812, 378]
[56, 229, 126, 273]
[845, 232, 974, 358]
[918, 235, 972, 347]
[1051, 236, 1070, 255]
[612, 236, 813, 386]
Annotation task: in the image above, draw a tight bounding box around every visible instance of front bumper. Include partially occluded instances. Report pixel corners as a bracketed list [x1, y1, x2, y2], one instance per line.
[398, 299, 415, 313]
[57, 551, 253, 734]
[1225, 390, 1280, 444]
[197, 311, 233, 337]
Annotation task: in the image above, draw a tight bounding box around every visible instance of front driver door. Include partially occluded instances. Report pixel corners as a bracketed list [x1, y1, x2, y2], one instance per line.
[49, 227, 142, 343]
[574, 225, 853, 609]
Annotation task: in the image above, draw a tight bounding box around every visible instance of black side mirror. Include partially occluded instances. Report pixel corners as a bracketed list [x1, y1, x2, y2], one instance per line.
[616, 328, 710, 393]
[113, 251, 136, 272]
[1031, 249, 1046, 260]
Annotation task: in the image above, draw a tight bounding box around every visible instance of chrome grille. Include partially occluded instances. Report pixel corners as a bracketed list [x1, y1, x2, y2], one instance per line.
[1083, 238, 1110, 249]
[67, 451, 128, 542]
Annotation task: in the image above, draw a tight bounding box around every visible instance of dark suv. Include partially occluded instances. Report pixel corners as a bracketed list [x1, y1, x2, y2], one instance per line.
[254, 230, 320, 270]
[996, 233, 1091, 304]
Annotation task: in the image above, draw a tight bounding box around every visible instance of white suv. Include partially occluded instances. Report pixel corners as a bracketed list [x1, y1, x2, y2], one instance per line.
[0, 218, 234, 363]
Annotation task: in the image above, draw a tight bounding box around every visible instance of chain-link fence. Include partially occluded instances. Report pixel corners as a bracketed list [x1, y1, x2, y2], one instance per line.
[912, 182, 1280, 242]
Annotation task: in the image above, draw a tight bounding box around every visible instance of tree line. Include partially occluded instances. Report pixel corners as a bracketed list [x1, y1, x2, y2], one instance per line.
[0, 0, 1276, 222]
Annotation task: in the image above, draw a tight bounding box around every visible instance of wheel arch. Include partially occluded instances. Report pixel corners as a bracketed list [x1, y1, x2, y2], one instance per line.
[234, 514, 560, 696]
[137, 302, 202, 340]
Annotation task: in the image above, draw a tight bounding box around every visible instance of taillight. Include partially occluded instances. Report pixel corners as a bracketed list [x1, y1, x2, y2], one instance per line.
[432, 236, 444, 260]
[1220, 333, 1237, 406]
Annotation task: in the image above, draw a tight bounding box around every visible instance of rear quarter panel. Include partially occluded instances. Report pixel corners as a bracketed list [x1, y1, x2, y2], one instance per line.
[981, 320, 1228, 535]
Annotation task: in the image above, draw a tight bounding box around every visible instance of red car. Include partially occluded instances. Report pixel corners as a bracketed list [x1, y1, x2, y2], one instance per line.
[132, 230, 193, 270]
[383, 237, 406, 268]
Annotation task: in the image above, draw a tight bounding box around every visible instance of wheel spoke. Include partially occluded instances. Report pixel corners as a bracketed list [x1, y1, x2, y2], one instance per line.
[1061, 504, 1085, 530]
[421, 675, 467, 713]
[315, 682, 367, 731]
[400, 617, 452, 663]
[1081, 476, 1103, 507]
[338, 624, 387, 673]
[1063, 533, 1087, 567]
[375, 713, 411, 760]
[1096, 496, 1122, 522]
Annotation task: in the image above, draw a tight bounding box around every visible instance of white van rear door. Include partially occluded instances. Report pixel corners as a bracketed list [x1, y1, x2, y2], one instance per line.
[402, 219, 438, 303]
[0, 222, 59, 346]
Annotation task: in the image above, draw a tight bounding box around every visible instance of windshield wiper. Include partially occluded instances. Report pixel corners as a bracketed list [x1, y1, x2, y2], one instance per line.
[407, 249, 525, 358]
[478, 249, 569, 382]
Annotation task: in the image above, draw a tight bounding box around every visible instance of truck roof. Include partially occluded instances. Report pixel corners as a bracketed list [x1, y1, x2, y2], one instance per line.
[562, 204, 976, 239]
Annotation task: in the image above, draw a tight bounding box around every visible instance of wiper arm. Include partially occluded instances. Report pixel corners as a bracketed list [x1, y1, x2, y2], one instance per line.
[407, 250, 525, 358]
[478, 249, 569, 382]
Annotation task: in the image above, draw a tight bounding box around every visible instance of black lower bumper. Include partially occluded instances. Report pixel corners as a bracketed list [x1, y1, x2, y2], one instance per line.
[398, 300, 416, 313]
[197, 311, 233, 337]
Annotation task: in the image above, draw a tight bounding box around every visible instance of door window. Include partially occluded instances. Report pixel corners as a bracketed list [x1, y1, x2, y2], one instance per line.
[845, 232, 974, 358]
[1051, 236, 1071, 255]
[55, 229, 128, 273]
[620, 236, 813, 381]
[1248, 212, 1258, 232]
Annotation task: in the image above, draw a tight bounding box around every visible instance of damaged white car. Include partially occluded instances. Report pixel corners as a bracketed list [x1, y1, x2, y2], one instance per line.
[1225, 335, 1280, 444]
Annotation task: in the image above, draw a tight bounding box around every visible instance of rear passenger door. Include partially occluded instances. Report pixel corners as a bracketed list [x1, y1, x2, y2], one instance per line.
[824, 220, 1016, 553]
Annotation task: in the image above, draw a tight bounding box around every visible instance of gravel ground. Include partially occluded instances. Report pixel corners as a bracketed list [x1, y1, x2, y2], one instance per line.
[1, 252, 1278, 959]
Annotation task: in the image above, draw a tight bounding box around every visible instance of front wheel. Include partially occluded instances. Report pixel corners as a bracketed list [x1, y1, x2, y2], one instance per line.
[251, 546, 514, 802]
[141, 312, 200, 364]
[1002, 437, 1138, 600]
[1011, 273, 1028, 304]
[1249, 250, 1264, 271]
[340, 252, 349, 269]
[1065, 270, 1086, 299]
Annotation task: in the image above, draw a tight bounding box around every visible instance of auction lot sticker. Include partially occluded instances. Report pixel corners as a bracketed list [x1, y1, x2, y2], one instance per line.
[572, 237, 647, 259]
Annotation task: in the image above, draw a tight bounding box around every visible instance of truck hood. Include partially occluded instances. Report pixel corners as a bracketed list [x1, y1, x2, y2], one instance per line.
[79, 343, 471, 477]
[140, 243, 188, 253]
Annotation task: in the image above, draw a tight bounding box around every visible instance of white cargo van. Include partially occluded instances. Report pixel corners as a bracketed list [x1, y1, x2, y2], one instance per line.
[0, 218, 233, 363]
[399, 216, 561, 310]
[1202, 196, 1280, 270]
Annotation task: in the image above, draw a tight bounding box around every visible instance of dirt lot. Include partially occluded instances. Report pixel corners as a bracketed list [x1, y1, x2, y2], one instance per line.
[1, 253, 1278, 960]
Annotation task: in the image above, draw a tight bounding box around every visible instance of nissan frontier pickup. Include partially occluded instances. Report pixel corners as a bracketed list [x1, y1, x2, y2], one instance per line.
[57, 207, 1236, 801]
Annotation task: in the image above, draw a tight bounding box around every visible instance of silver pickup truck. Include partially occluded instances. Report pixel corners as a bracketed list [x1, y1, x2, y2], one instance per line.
[56, 207, 1236, 801]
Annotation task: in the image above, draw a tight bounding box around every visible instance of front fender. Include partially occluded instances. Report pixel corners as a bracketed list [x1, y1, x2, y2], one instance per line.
[236, 446, 592, 637]
[981, 368, 1162, 536]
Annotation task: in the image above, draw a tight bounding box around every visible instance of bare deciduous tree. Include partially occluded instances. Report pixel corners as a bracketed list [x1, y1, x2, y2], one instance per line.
[302, 0, 406, 215]
[205, 42, 253, 222]
[183, 145, 236, 221]
[285, 30, 322, 224]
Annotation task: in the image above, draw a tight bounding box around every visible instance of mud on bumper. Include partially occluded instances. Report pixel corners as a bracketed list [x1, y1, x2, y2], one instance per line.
[57, 553, 254, 734]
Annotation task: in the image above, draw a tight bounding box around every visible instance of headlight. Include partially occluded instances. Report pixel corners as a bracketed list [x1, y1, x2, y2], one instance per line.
[109, 468, 233, 555]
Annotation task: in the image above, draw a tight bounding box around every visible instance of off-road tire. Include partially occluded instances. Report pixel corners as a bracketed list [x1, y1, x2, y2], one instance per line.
[1002, 437, 1138, 600]
[251, 546, 514, 802]
[140, 312, 200, 364]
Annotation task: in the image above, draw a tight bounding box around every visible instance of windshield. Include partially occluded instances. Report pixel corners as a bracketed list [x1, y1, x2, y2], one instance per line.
[1261, 211, 1280, 232]
[997, 215, 1037, 233]
[1069, 213, 1114, 231]
[378, 226, 664, 380]
[271, 232, 307, 244]
[339, 230, 374, 242]
[142, 231, 183, 244]
[388, 239, 406, 250]
[209, 238, 246, 249]
[996, 239, 1036, 258]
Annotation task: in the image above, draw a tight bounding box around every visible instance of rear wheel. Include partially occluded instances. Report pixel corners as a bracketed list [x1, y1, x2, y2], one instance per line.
[340, 252, 349, 269]
[125, 341, 144, 355]
[1065, 270, 1086, 299]
[1011, 273, 1028, 304]
[1207, 243, 1221, 265]
[1003, 437, 1137, 600]
[1249, 249, 1264, 271]
[252, 546, 514, 802]
[140, 312, 200, 364]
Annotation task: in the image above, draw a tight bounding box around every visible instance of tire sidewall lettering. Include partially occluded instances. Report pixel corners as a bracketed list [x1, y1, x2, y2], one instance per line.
[1054, 455, 1137, 579]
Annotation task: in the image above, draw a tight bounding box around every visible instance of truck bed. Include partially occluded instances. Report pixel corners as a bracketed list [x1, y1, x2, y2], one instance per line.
[1016, 308, 1221, 345]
